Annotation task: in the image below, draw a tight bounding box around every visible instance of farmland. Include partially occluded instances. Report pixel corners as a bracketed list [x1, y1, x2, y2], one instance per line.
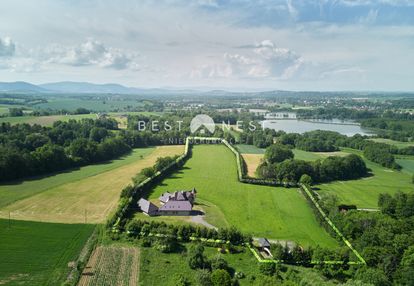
[0, 219, 94, 286]
[241, 153, 262, 177]
[317, 148, 414, 208]
[0, 146, 184, 223]
[141, 145, 338, 248]
[78, 246, 140, 286]
[0, 111, 164, 127]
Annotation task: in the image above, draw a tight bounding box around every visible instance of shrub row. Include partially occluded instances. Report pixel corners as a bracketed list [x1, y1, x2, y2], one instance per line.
[107, 138, 191, 230]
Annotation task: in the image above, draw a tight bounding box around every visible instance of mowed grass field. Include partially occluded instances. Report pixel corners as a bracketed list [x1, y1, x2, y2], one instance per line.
[368, 138, 414, 149]
[0, 146, 184, 223]
[144, 145, 338, 248]
[317, 148, 414, 209]
[0, 219, 94, 286]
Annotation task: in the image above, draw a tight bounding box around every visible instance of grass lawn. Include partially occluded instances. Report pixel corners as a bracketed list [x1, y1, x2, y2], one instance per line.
[396, 157, 414, 175]
[235, 144, 265, 154]
[142, 145, 338, 248]
[0, 146, 184, 223]
[139, 243, 260, 286]
[0, 219, 94, 286]
[368, 138, 414, 149]
[317, 148, 414, 209]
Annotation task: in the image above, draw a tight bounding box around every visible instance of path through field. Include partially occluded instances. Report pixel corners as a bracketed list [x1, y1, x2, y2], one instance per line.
[0, 145, 183, 223]
[78, 246, 140, 286]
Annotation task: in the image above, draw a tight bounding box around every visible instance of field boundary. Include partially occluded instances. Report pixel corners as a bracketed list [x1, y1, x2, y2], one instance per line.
[191, 137, 366, 265]
[111, 136, 366, 265]
[300, 184, 366, 265]
[110, 138, 191, 230]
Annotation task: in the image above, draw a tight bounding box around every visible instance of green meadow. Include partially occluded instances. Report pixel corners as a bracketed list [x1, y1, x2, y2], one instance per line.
[235, 144, 265, 154]
[143, 145, 338, 248]
[0, 219, 94, 286]
[0, 148, 155, 209]
[368, 138, 414, 148]
[317, 148, 414, 209]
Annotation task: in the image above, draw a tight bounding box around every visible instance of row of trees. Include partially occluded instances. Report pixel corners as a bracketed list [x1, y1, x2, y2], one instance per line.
[0, 119, 133, 181]
[256, 144, 368, 184]
[125, 220, 249, 246]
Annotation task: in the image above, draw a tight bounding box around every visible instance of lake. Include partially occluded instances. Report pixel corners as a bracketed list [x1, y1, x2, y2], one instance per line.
[261, 119, 373, 136]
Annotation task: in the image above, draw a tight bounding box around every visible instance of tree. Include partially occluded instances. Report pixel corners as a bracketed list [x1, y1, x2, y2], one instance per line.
[299, 174, 313, 186]
[210, 255, 228, 271]
[170, 273, 190, 286]
[89, 127, 108, 142]
[264, 144, 294, 164]
[188, 244, 208, 270]
[9, 108, 24, 117]
[259, 262, 276, 276]
[197, 269, 213, 286]
[211, 269, 232, 286]
[355, 267, 390, 286]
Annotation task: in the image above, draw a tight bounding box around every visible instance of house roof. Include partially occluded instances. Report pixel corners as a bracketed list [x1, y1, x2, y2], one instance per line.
[159, 192, 172, 203]
[257, 238, 271, 248]
[138, 198, 158, 214]
[159, 190, 196, 204]
[159, 200, 192, 212]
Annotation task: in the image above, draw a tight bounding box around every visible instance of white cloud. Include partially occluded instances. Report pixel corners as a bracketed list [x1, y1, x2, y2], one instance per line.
[45, 39, 138, 70]
[0, 36, 15, 57]
[192, 40, 303, 80]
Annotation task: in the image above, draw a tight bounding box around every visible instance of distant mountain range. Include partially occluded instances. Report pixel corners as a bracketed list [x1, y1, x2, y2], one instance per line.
[0, 81, 198, 95]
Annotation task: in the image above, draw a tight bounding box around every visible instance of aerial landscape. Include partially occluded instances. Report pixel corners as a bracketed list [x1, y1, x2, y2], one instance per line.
[1, 1, 414, 286]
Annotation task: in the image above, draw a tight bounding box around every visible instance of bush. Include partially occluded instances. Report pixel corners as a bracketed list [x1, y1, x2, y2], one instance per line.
[259, 263, 276, 276]
[188, 244, 208, 270]
[197, 269, 213, 286]
[210, 255, 228, 271]
[211, 269, 232, 286]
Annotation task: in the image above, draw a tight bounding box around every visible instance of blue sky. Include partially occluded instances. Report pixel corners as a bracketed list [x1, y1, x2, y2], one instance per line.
[0, 0, 413, 91]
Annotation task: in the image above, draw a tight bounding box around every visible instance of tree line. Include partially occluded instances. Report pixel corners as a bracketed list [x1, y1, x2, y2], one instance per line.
[256, 144, 368, 184]
[0, 118, 127, 182]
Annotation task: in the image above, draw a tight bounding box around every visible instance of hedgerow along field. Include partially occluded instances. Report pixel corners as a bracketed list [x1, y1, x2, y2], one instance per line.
[78, 246, 140, 286]
[142, 144, 338, 248]
[0, 146, 183, 223]
[0, 219, 94, 286]
[317, 148, 414, 209]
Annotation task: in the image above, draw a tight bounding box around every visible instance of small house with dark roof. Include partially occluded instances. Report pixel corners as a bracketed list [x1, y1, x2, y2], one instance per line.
[138, 198, 158, 216]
